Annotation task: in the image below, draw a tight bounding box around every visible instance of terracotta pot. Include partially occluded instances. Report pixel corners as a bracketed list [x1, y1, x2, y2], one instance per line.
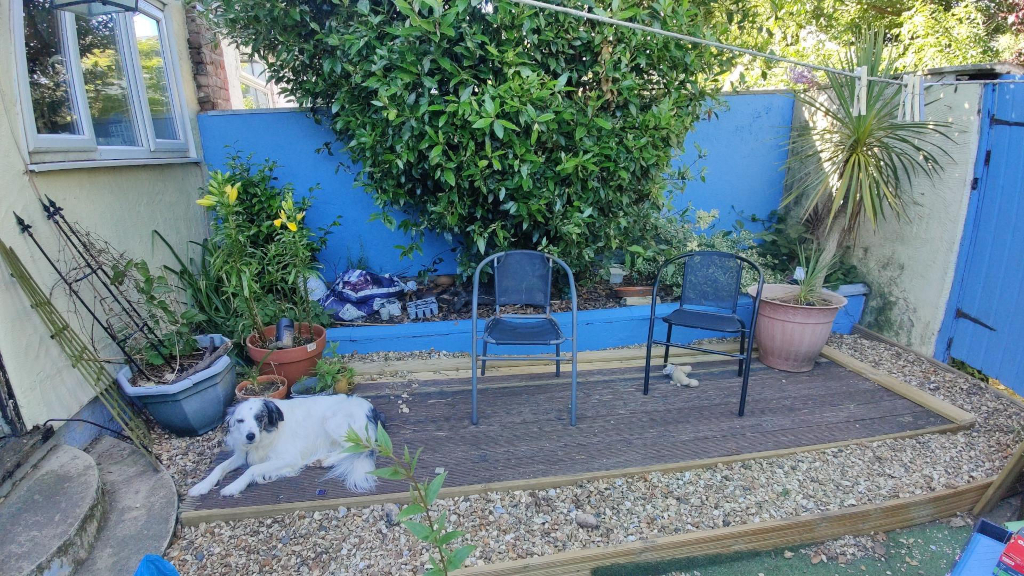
[245, 323, 327, 387]
[235, 375, 288, 401]
[432, 275, 456, 287]
[614, 285, 654, 298]
[749, 284, 847, 372]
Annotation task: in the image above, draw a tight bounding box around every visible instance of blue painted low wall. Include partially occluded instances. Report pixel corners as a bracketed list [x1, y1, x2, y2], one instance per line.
[198, 91, 794, 277]
[328, 292, 865, 354]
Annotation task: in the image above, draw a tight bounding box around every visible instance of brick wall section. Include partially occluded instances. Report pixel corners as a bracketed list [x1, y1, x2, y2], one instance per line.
[185, 7, 232, 111]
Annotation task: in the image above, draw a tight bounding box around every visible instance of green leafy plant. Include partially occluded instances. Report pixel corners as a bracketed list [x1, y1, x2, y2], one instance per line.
[791, 246, 839, 306]
[109, 257, 203, 369]
[200, 0, 755, 274]
[783, 31, 953, 290]
[755, 211, 862, 287]
[344, 424, 475, 575]
[312, 355, 356, 394]
[192, 152, 339, 343]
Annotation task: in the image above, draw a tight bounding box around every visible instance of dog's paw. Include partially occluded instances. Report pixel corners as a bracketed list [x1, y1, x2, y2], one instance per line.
[188, 481, 214, 497]
[219, 483, 245, 497]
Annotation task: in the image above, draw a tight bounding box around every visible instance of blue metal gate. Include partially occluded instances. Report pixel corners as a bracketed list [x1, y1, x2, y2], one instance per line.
[937, 81, 1024, 394]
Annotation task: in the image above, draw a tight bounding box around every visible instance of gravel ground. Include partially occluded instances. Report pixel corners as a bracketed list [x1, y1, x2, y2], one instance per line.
[160, 334, 1024, 575]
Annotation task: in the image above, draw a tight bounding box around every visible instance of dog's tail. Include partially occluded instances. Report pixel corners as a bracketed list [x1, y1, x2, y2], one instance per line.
[326, 406, 382, 493]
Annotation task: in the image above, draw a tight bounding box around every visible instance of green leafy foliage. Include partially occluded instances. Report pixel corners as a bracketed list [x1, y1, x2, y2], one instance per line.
[201, 0, 754, 274]
[345, 424, 475, 575]
[109, 257, 202, 367]
[189, 152, 339, 343]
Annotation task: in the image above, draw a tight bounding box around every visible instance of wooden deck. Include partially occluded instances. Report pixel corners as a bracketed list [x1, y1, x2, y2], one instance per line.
[180, 346, 974, 525]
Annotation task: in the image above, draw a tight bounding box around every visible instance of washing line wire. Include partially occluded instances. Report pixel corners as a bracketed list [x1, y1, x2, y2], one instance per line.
[504, 0, 905, 86]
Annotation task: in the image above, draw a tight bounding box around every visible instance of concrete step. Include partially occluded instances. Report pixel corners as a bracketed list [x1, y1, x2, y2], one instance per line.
[0, 426, 55, 499]
[0, 445, 104, 576]
[75, 436, 177, 576]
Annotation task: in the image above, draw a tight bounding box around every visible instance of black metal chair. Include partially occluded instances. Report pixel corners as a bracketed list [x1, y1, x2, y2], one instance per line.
[642, 251, 764, 416]
[471, 250, 579, 426]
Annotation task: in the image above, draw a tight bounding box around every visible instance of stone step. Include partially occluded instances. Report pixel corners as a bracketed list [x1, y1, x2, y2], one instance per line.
[0, 426, 55, 499]
[0, 444, 104, 576]
[75, 436, 177, 576]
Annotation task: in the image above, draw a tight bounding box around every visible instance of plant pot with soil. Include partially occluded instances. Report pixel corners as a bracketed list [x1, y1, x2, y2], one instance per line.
[748, 250, 847, 372]
[235, 374, 288, 400]
[245, 322, 327, 387]
[116, 334, 237, 436]
[290, 348, 357, 397]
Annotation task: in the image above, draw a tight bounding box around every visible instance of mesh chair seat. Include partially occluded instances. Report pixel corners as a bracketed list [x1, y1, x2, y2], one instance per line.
[663, 308, 745, 333]
[483, 317, 565, 345]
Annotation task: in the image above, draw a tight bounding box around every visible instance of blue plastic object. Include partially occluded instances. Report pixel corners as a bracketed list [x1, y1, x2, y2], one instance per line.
[948, 519, 1013, 576]
[133, 554, 179, 576]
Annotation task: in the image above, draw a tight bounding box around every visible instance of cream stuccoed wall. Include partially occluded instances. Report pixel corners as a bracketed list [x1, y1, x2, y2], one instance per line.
[813, 76, 983, 354]
[0, 0, 209, 428]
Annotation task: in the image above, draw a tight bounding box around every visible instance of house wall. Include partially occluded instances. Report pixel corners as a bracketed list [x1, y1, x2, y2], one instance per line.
[198, 91, 795, 279]
[0, 0, 208, 429]
[846, 80, 984, 355]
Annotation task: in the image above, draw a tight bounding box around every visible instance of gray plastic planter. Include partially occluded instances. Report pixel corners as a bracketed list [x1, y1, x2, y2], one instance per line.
[115, 334, 236, 436]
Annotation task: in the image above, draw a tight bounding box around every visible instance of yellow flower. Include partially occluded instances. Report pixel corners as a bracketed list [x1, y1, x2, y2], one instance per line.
[196, 195, 217, 207]
[287, 221, 298, 232]
[224, 183, 239, 204]
[274, 218, 283, 228]
[296, 211, 305, 222]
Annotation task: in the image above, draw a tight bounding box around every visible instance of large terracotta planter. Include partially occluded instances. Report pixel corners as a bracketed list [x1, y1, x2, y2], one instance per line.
[614, 286, 654, 298]
[245, 323, 326, 387]
[749, 284, 847, 372]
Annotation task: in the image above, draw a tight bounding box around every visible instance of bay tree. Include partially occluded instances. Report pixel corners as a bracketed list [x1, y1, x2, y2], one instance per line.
[202, 0, 754, 273]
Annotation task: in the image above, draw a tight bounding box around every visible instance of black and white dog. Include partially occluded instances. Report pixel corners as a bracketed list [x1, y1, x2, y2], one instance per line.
[188, 395, 383, 498]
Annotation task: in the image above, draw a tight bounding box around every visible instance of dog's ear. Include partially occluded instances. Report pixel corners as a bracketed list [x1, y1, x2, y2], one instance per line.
[223, 405, 237, 428]
[262, 400, 284, 431]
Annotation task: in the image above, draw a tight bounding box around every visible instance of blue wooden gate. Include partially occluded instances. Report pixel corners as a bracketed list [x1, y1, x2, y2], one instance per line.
[937, 81, 1024, 393]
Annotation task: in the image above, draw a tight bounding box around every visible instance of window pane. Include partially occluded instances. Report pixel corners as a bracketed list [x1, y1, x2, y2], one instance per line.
[133, 14, 178, 140]
[22, 0, 81, 136]
[241, 59, 266, 81]
[77, 15, 139, 147]
[240, 83, 270, 109]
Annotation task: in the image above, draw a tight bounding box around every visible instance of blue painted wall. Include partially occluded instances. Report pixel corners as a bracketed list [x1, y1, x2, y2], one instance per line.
[327, 294, 864, 355]
[198, 91, 794, 279]
[669, 92, 794, 229]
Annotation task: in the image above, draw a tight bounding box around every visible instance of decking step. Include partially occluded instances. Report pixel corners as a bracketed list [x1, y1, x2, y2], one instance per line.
[0, 444, 104, 576]
[75, 436, 177, 576]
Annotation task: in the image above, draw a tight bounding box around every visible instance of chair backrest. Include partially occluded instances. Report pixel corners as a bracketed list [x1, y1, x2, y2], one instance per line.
[493, 251, 553, 309]
[679, 251, 743, 313]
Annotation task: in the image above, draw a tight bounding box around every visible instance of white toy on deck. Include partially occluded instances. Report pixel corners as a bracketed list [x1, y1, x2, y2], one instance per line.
[663, 364, 699, 388]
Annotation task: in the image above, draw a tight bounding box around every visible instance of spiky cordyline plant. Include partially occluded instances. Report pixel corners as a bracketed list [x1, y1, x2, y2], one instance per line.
[783, 31, 954, 289]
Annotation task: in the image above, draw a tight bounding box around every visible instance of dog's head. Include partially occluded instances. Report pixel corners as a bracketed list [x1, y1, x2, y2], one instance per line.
[225, 399, 284, 449]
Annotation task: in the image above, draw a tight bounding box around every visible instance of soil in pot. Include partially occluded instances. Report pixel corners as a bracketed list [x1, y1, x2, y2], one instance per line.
[236, 375, 288, 400]
[128, 340, 232, 387]
[246, 323, 327, 386]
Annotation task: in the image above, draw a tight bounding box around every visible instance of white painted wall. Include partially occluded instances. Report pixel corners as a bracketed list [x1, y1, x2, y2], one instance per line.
[0, 0, 209, 428]
[845, 78, 983, 354]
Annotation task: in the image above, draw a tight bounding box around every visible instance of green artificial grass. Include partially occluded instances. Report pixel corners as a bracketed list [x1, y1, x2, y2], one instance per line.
[593, 522, 974, 576]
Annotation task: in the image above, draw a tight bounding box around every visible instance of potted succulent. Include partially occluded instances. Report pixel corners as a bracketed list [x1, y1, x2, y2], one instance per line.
[749, 249, 846, 372]
[111, 258, 237, 436]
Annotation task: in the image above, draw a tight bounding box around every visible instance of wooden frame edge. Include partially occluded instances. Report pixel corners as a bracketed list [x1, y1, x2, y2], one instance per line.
[179, 421, 964, 526]
[820, 346, 977, 427]
[452, 479, 994, 575]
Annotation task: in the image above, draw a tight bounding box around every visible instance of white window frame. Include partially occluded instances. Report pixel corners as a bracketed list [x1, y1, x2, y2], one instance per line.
[12, 0, 196, 168]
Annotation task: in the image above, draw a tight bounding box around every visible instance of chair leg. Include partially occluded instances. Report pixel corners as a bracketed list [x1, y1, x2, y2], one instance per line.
[643, 316, 657, 396]
[471, 335, 479, 425]
[738, 331, 745, 377]
[570, 345, 578, 426]
[738, 330, 755, 417]
[663, 324, 673, 366]
[555, 343, 561, 377]
[481, 341, 487, 376]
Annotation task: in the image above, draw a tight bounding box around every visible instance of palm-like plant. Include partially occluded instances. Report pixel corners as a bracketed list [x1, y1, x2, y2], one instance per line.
[783, 31, 954, 289]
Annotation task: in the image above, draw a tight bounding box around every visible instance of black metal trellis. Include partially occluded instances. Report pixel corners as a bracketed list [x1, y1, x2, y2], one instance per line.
[13, 212, 149, 374]
[39, 196, 171, 366]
